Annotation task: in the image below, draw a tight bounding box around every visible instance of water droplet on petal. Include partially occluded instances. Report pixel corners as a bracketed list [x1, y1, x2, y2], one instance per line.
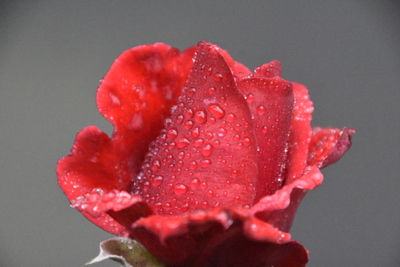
[207, 104, 225, 119]
[194, 110, 207, 124]
[213, 73, 223, 82]
[190, 127, 200, 138]
[201, 144, 213, 157]
[151, 175, 164, 186]
[256, 105, 266, 115]
[166, 128, 178, 140]
[174, 183, 188, 195]
[246, 93, 255, 103]
[177, 137, 190, 148]
[200, 159, 211, 168]
[193, 138, 204, 148]
[217, 127, 227, 137]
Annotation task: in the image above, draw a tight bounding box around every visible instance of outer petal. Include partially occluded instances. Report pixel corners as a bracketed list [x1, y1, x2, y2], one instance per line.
[58, 44, 195, 235]
[97, 43, 196, 176]
[308, 127, 355, 168]
[130, 209, 307, 266]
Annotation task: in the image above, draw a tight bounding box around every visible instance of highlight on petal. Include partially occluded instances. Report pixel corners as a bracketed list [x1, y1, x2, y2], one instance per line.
[131, 41, 259, 215]
[308, 127, 355, 168]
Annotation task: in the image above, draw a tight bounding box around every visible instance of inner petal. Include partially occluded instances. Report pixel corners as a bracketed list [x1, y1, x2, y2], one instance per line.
[131, 42, 259, 215]
[237, 75, 294, 201]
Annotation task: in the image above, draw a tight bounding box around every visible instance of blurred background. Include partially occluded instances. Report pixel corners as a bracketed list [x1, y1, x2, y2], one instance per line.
[1, 0, 399, 266]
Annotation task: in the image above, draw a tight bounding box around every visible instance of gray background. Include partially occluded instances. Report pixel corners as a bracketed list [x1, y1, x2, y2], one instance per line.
[0, 0, 399, 266]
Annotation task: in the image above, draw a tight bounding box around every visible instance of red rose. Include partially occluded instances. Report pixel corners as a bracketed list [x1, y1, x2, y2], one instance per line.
[57, 41, 354, 266]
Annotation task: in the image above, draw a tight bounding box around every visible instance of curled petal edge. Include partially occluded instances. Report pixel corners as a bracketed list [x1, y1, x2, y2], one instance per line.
[251, 166, 324, 214]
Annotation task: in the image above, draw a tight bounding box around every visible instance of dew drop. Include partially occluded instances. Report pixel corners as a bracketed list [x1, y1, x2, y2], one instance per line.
[177, 137, 190, 148]
[256, 105, 266, 115]
[190, 178, 200, 189]
[207, 104, 225, 119]
[194, 110, 207, 124]
[186, 87, 196, 96]
[243, 137, 251, 145]
[246, 93, 255, 103]
[151, 160, 161, 171]
[174, 183, 188, 195]
[217, 127, 227, 137]
[208, 87, 216, 94]
[227, 113, 236, 122]
[184, 120, 194, 129]
[189, 160, 197, 169]
[184, 108, 194, 119]
[191, 127, 200, 138]
[151, 175, 164, 186]
[166, 128, 178, 140]
[262, 126, 268, 134]
[177, 114, 184, 124]
[213, 73, 223, 82]
[193, 138, 204, 148]
[201, 144, 213, 157]
[200, 159, 211, 168]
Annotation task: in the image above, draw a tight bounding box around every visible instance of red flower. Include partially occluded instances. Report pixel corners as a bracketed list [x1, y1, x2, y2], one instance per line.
[57, 41, 354, 266]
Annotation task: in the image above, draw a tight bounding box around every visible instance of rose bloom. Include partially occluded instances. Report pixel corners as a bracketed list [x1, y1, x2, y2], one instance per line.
[57, 41, 354, 267]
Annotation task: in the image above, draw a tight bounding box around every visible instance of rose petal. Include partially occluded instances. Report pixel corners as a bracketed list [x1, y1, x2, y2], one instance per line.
[131, 41, 259, 215]
[131, 209, 307, 266]
[285, 82, 314, 183]
[58, 43, 195, 235]
[97, 43, 196, 175]
[308, 127, 355, 168]
[215, 45, 252, 79]
[237, 76, 294, 200]
[253, 60, 282, 78]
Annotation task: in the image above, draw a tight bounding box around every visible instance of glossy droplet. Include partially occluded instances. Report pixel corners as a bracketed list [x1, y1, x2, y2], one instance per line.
[200, 159, 211, 168]
[200, 181, 208, 189]
[177, 115, 184, 124]
[174, 183, 188, 195]
[184, 108, 194, 119]
[213, 73, 223, 82]
[205, 131, 214, 140]
[246, 93, 255, 103]
[201, 144, 213, 157]
[193, 138, 204, 148]
[189, 160, 197, 169]
[166, 128, 178, 140]
[227, 113, 236, 122]
[177, 137, 190, 148]
[243, 137, 251, 145]
[207, 104, 225, 119]
[151, 175, 164, 186]
[190, 178, 200, 189]
[217, 127, 227, 137]
[208, 87, 216, 94]
[194, 110, 207, 124]
[191, 127, 200, 138]
[262, 126, 268, 134]
[186, 87, 196, 96]
[184, 120, 194, 129]
[256, 105, 266, 115]
[151, 160, 161, 171]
